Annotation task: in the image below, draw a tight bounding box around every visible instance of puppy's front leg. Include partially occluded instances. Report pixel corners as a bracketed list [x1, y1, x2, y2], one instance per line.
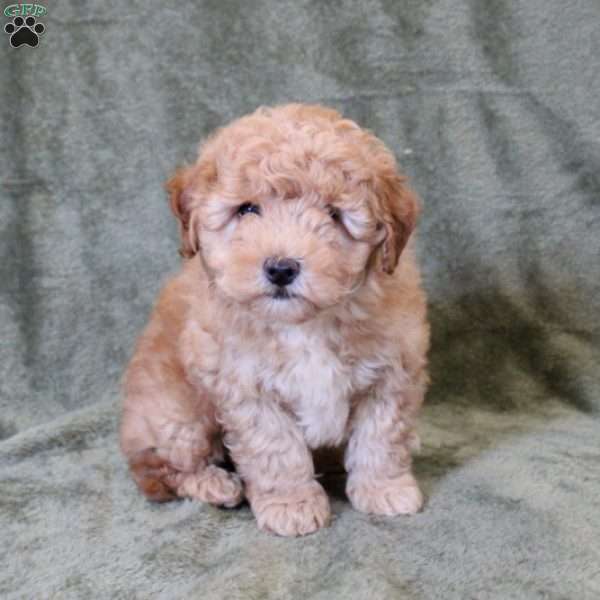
[345, 376, 425, 516]
[221, 398, 330, 536]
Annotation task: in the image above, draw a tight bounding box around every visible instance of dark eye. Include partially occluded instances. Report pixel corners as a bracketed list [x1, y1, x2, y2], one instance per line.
[236, 203, 261, 217]
[326, 204, 341, 222]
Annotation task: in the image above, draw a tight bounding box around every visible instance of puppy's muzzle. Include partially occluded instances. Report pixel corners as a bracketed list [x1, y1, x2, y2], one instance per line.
[263, 257, 301, 287]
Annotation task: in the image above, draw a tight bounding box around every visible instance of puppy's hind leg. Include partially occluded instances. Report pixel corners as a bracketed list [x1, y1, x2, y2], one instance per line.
[121, 400, 243, 508]
[127, 446, 179, 502]
[174, 462, 244, 508]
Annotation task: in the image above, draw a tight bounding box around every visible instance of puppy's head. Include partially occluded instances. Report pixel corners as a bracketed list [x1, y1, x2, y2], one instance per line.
[168, 104, 419, 322]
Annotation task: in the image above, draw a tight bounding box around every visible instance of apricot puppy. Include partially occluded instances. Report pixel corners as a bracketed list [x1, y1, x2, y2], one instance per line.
[120, 104, 429, 536]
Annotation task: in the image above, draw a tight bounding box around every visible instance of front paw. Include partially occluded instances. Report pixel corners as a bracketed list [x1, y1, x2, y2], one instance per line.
[347, 472, 423, 516]
[250, 481, 331, 537]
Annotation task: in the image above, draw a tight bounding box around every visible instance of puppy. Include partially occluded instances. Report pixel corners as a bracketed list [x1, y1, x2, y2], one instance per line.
[120, 104, 429, 536]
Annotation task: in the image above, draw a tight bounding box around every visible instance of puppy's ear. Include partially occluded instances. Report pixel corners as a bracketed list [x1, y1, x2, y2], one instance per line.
[166, 159, 216, 258]
[166, 166, 196, 258]
[377, 172, 420, 275]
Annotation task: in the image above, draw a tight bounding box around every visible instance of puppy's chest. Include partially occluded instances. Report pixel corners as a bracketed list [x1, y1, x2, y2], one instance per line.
[225, 327, 381, 448]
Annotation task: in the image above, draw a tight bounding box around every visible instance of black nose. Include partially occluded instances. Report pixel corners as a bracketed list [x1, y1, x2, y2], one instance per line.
[264, 257, 301, 287]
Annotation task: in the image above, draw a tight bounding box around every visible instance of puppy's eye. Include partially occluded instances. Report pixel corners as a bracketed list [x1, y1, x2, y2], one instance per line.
[326, 204, 341, 222]
[236, 203, 261, 217]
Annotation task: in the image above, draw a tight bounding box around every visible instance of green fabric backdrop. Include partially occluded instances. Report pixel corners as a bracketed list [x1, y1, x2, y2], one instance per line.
[1, 1, 599, 598]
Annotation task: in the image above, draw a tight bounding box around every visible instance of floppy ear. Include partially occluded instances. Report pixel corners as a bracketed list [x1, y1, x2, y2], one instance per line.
[166, 159, 216, 258]
[166, 166, 197, 258]
[377, 172, 420, 274]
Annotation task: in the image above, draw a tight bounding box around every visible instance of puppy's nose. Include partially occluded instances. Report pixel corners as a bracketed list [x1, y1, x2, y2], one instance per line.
[264, 257, 301, 287]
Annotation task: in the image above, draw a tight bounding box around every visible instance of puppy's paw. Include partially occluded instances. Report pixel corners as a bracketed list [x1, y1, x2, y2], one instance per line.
[251, 481, 331, 537]
[347, 472, 423, 516]
[177, 464, 244, 508]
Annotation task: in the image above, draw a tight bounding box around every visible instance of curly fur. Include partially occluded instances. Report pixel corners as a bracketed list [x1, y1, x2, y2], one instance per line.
[120, 104, 430, 536]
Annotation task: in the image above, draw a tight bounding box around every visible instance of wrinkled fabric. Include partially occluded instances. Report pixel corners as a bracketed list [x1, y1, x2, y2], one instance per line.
[1, 1, 599, 598]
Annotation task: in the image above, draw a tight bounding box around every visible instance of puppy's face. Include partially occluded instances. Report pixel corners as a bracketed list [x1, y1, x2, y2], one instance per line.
[199, 193, 379, 323]
[168, 105, 418, 323]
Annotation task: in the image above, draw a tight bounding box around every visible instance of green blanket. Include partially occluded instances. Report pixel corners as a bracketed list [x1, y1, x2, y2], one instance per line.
[1, 1, 599, 598]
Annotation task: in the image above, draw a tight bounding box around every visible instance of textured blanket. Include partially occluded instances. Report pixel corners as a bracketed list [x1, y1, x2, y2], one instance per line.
[1, 0, 599, 598]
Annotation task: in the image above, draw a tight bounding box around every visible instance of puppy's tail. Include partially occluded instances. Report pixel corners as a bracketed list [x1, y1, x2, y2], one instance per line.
[128, 448, 180, 502]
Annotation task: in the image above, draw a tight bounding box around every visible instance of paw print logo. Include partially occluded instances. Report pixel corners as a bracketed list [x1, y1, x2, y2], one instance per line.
[4, 16, 45, 48]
